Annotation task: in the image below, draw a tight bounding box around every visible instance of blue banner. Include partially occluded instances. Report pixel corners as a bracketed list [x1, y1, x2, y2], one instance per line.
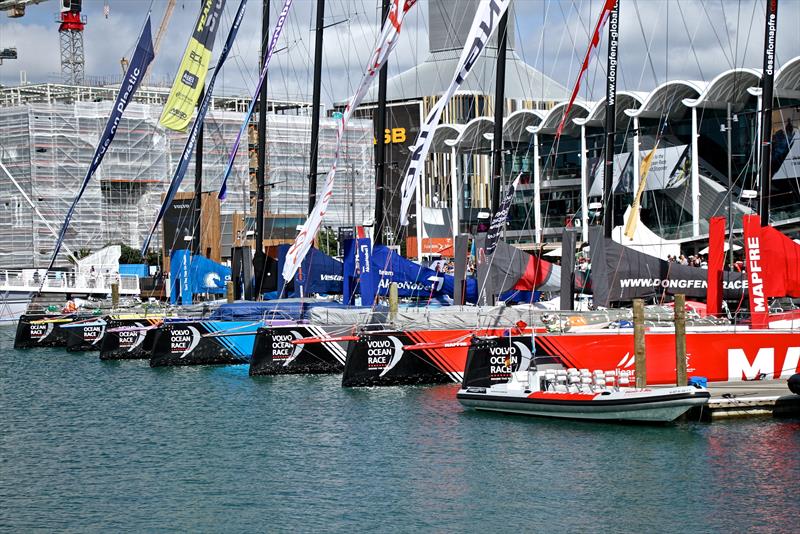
[190, 255, 231, 294]
[142, 0, 248, 255]
[371, 245, 477, 303]
[170, 249, 193, 305]
[291, 248, 343, 297]
[45, 15, 154, 275]
[357, 238, 377, 306]
[342, 239, 358, 305]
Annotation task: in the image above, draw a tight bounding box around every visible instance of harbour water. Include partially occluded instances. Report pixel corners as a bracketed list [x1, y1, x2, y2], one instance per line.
[1, 326, 798, 532]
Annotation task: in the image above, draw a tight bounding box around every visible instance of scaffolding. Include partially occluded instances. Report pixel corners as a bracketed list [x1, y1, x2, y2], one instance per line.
[259, 114, 375, 228]
[0, 99, 375, 268]
[0, 101, 251, 268]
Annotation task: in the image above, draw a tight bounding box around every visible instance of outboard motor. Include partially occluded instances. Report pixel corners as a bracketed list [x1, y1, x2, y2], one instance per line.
[788, 373, 800, 395]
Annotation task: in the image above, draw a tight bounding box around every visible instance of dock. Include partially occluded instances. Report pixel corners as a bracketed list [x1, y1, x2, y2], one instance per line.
[673, 379, 800, 421]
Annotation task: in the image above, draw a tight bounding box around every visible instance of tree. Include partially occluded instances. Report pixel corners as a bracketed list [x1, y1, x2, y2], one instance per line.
[319, 227, 339, 257]
[119, 244, 143, 264]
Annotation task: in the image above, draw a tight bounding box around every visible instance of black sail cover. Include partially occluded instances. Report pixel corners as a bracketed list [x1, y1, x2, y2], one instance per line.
[588, 226, 746, 306]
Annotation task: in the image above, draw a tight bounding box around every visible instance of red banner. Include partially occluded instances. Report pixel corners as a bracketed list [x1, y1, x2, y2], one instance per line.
[742, 215, 768, 328]
[555, 0, 617, 138]
[706, 216, 726, 316]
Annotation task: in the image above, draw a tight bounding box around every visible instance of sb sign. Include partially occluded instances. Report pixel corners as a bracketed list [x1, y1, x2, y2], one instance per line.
[374, 128, 407, 145]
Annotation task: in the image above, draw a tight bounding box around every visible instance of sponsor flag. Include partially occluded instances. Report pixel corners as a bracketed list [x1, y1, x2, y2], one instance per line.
[706, 216, 726, 316]
[486, 173, 520, 255]
[160, 0, 227, 132]
[282, 0, 418, 285]
[555, 0, 617, 138]
[142, 0, 248, 255]
[623, 140, 658, 239]
[44, 14, 155, 276]
[219, 0, 294, 200]
[743, 214, 768, 327]
[398, 0, 511, 227]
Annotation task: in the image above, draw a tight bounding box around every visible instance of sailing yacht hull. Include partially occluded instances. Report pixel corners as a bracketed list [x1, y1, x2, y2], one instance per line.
[99, 317, 162, 361]
[64, 319, 108, 352]
[340, 329, 534, 387]
[149, 321, 258, 367]
[339, 327, 800, 387]
[249, 324, 348, 376]
[13, 314, 75, 349]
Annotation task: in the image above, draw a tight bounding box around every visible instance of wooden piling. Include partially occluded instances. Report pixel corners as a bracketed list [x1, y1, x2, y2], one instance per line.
[226, 281, 234, 303]
[111, 282, 119, 308]
[389, 282, 399, 320]
[633, 298, 646, 388]
[674, 293, 687, 386]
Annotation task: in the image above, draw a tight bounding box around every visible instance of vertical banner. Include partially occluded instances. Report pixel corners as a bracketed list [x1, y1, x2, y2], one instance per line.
[398, 0, 511, 227]
[560, 228, 577, 311]
[743, 214, 768, 328]
[219, 0, 295, 200]
[706, 216, 726, 316]
[588, 225, 610, 307]
[342, 238, 358, 305]
[485, 173, 520, 255]
[44, 15, 154, 275]
[282, 0, 418, 284]
[624, 140, 659, 239]
[160, 0, 228, 131]
[357, 238, 377, 306]
[142, 0, 248, 255]
[170, 249, 193, 305]
[453, 234, 468, 306]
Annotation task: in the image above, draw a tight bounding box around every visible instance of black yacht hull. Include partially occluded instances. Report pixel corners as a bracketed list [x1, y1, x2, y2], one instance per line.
[249, 324, 348, 376]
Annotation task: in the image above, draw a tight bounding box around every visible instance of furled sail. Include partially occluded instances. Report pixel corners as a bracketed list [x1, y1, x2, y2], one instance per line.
[218, 0, 295, 200]
[44, 14, 155, 276]
[141, 0, 248, 255]
[555, 0, 617, 138]
[159, 0, 227, 132]
[398, 0, 511, 227]
[281, 0, 418, 285]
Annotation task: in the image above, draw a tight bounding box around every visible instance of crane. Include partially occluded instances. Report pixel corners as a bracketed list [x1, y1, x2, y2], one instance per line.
[142, 0, 177, 87]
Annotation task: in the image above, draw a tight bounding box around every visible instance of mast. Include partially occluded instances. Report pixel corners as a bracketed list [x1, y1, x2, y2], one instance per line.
[602, 0, 619, 238]
[490, 10, 508, 216]
[193, 84, 204, 255]
[307, 0, 325, 214]
[759, 0, 778, 225]
[253, 0, 270, 297]
[373, 0, 390, 246]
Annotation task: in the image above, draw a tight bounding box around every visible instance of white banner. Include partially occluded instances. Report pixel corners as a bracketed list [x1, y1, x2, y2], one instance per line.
[282, 0, 418, 284]
[398, 0, 511, 227]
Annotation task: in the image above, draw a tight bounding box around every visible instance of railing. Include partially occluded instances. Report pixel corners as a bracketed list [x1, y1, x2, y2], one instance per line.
[0, 270, 140, 295]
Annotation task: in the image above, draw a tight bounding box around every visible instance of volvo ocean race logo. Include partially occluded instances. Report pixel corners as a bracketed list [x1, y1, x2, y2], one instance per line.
[271, 331, 304, 366]
[30, 322, 52, 341]
[365, 336, 404, 376]
[118, 322, 147, 352]
[488, 341, 532, 381]
[170, 326, 201, 358]
[82, 323, 106, 345]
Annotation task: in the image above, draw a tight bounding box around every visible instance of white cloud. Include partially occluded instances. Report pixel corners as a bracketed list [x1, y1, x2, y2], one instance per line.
[1, 0, 798, 105]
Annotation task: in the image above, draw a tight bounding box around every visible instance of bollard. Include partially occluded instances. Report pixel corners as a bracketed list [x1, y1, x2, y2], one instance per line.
[633, 298, 646, 388]
[111, 282, 120, 308]
[389, 282, 399, 321]
[674, 293, 687, 386]
[226, 281, 234, 303]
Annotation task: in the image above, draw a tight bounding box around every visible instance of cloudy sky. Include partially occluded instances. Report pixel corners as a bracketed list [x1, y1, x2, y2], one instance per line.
[0, 0, 797, 105]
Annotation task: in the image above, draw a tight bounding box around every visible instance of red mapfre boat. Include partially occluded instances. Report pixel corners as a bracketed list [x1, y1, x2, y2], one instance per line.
[340, 323, 800, 387]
